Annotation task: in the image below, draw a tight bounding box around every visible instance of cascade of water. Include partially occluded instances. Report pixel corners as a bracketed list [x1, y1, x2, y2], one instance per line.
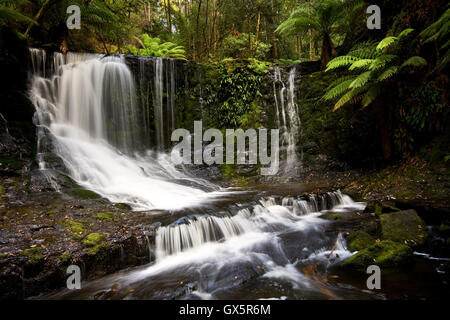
[29, 49, 220, 211]
[153, 58, 164, 149]
[154, 191, 366, 260]
[273, 66, 302, 171]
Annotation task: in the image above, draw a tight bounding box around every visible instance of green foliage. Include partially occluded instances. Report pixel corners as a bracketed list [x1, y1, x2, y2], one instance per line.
[219, 33, 271, 61]
[323, 29, 427, 111]
[420, 6, 450, 70]
[211, 60, 263, 128]
[125, 34, 186, 59]
[0, 0, 35, 33]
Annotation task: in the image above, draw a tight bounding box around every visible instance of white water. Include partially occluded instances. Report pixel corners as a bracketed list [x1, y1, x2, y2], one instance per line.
[29, 49, 221, 210]
[273, 66, 302, 171]
[116, 191, 365, 298]
[154, 190, 366, 260]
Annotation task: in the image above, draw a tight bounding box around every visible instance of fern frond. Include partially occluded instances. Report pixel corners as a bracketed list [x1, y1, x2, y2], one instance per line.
[349, 71, 372, 89]
[397, 28, 414, 39]
[370, 54, 397, 71]
[349, 59, 374, 70]
[361, 84, 382, 108]
[332, 86, 366, 111]
[325, 55, 359, 71]
[400, 56, 427, 69]
[377, 66, 399, 81]
[376, 36, 397, 52]
[323, 78, 355, 100]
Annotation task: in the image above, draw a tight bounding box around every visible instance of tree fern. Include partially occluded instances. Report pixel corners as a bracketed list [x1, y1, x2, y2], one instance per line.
[323, 28, 426, 111]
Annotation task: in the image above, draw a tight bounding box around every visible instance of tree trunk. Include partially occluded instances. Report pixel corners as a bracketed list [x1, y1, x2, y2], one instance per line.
[320, 33, 333, 70]
[375, 96, 392, 160]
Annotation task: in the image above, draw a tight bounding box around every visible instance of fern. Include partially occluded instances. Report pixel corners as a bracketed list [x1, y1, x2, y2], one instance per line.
[370, 54, 397, 71]
[361, 84, 382, 108]
[349, 59, 374, 70]
[400, 56, 427, 69]
[377, 66, 399, 81]
[325, 55, 359, 71]
[323, 78, 355, 100]
[376, 36, 397, 52]
[349, 71, 371, 89]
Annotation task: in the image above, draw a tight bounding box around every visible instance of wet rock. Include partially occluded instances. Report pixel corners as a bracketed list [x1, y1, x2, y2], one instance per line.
[380, 209, 428, 248]
[346, 231, 376, 252]
[342, 240, 413, 269]
[394, 199, 450, 225]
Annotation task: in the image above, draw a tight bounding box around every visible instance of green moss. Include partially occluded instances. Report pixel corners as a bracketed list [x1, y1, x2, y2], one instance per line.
[380, 210, 428, 247]
[46, 210, 56, 216]
[375, 204, 382, 216]
[439, 224, 450, 233]
[22, 247, 45, 264]
[114, 203, 131, 210]
[0, 157, 24, 170]
[68, 188, 101, 200]
[320, 213, 342, 220]
[221, 164, 237, 179]
[94, 212, 114, 221]
[342, 240, 413, 269]
[62, 220, 85, 239]
[83, 233, 107, 256]
[347, 231, 376, 252]
[0, 253, 6, 259]
[59, 252, 71, 264]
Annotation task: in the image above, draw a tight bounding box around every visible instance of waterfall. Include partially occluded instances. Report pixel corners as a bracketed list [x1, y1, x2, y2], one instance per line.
[273, 66, 302, 171]
[29, 49, 220, 211]
[154, 191, 366, 260]
[150, 57, 178, 150]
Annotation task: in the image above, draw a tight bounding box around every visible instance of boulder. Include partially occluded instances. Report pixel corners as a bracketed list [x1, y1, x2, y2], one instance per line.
[342, 240, 413, 269]
[347, 230, 376, 252]
[380, 209, 428, 247]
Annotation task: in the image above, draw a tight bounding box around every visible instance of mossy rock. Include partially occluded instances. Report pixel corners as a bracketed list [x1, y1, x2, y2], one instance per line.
[68, 188, 101, 200]
[320, 213, 342, 220]
[342, 240, 413, 269]
[347, 231, 376, 252]
[83, 233, 107, 256]
[380, 210, 428, 248]
[114, 203, 132, 210]
[62, 220, 85, 239]
[94, 212, 114, 221]
[22, 247, 45, 264]
[59, 252, 71, 264]
[0, 156, 24, 171]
